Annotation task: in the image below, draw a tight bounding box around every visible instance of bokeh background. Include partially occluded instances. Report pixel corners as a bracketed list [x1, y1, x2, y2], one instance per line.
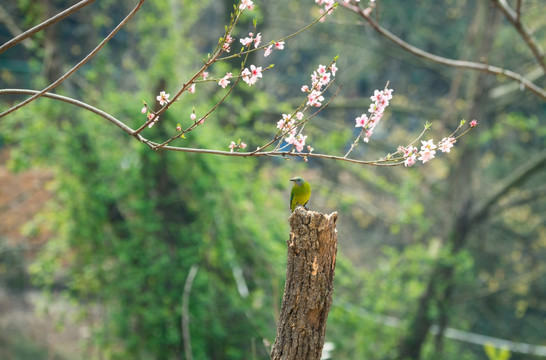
[1, 0, 545, 359]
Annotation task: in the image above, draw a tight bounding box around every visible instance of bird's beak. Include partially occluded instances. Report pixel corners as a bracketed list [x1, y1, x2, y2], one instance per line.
[290, 178, 296, 182]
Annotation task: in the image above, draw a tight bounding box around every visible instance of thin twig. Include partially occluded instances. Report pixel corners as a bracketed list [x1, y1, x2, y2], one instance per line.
[0, 0, 96, 54]
[133, 3, 246, 135]
[182, 264, 199, 360]
[152, 61, 248, 149]
[490, 0, 546, 74]
[0, 0, 145, 120]
[340, 2, 546, 100]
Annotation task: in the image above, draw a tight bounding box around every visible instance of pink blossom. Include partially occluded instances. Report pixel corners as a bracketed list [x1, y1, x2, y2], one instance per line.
[277, 114, 292, 130]
[404, 154, 417, 167]
[301, 85, 309, 92]
[239, 0, 254, 10]
[418, 149, 436, 163]
[264, 45, 273, 57]
[317, 65, 327, 75]
[240, 36, 253, 47]
[156, 91, 170, 106]
[190, 113, 197, 121]
[401, 145, 417, 157]
[296, 112, 304, 120]
[355, 114, 368, 127]
[240, 142, 247, 149]
[253, 33, 262, 48]
[229, 141, 237, 152]
[329, 63, 338, 76]
[223, 35, 234, 52]
[141, 107, 147, 114]
[201, 71, 209, 80]
[285, 133, 296, 145]
[420, 139, 437, 151]
[470, 119, 478, 127]
[383, 88, 393, 100]
[307, 90, 324, 107]
[320, 72, 331, 85]
[218, 72, 232, 88]
[242, 65, 262, 86]
[176, 124, 182, 132]
[438, 137, 456, 153]
[364, 130, 373, 142]
[294, 134, 308, 152]
[370, 89, 383, 102]
[188, 84, 196, 94]
[250, 64, 262, 78]
[275, 41, 285, 49]
[147, 113, 159, 128]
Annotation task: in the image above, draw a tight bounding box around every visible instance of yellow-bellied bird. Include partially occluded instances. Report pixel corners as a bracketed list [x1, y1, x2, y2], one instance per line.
[290, 176, 311, 212]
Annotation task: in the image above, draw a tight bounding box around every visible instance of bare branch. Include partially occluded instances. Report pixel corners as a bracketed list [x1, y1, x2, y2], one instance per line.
[0, 0, 145, 120]
[488, 184, 546, 217]
[490, 0, 546, 73]
[0, 89, 138, 136]
[472, 149, 546, 223]
[0, 4, 34, 50]
[182, 264, 199, 360]
[0, 0, 96, 54]
[340, 2, 546, 101]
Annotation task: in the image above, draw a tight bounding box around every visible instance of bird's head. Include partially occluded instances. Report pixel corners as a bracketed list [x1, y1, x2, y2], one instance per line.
[290, 176, 305, 186]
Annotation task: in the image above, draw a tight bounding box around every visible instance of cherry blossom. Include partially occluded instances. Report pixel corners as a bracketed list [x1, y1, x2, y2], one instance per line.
[307, 90, 325, 107]
[418, 149, 435, 163]
[223, 35, 234, 52]
[229, 141, 237, 152]
[147, 113, 159, 128]
[404, 154, 417, 167]
[253, 33, 262, 48]
[264, 45, 273, 57]
[275, 41, 285, 49]
[239, 0, 254, 10]
[218, 72, 232, 88]
[418, 139, 437, 163]
[470, 119, 478, 127]
[355, 114, 368, 128]
[188, 84, 196, 94]
[240, 36, 253, 47]
[156, 91, 170, 106]
[438, 137, 456, 153]
[242, 65, 262, 86]
[353, 87, 393, 143]
[294, 134, 308, 152]
[329, 63, 338, 76]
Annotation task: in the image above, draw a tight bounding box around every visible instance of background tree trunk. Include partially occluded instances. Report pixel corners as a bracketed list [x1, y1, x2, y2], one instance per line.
[271, 208, 338, 360]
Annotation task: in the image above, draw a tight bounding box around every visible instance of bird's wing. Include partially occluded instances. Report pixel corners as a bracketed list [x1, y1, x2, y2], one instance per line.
[290, 188, 294, 210]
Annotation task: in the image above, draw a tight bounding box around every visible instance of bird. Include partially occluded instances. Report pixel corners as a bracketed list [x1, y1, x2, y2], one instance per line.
[290, 176, 311, 212]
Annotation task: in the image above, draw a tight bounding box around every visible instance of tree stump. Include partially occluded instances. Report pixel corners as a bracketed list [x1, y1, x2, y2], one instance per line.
[271, 208, 338, 360]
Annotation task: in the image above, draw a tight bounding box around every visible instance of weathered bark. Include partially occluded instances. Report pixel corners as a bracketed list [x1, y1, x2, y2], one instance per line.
[271, 208, 338, 360]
